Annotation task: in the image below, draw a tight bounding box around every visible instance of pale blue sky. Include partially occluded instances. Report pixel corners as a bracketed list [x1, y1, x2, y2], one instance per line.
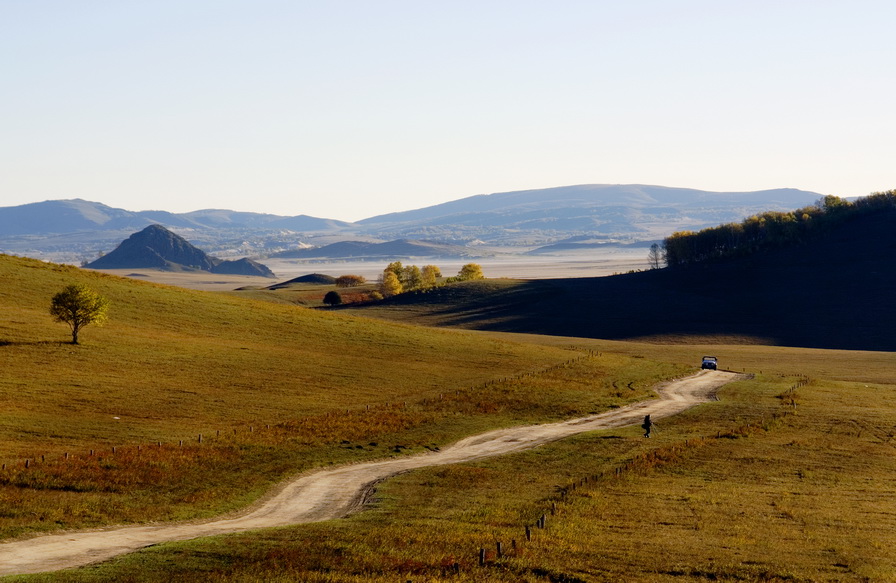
[2, 1, 893, 221]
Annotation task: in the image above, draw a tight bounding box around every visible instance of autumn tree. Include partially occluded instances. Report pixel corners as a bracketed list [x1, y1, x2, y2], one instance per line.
[401, 265, 423, 291]
[384, 261, 403, 281]
[335, 275, 366, 287]
[456, 263, 484, 281]
[421, 264, 441, 288]
[380, 271, 403, 297]
[49, 284, 110, 344]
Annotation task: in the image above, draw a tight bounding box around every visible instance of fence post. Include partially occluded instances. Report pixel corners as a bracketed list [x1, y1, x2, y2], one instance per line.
[479, 547, 485, 566]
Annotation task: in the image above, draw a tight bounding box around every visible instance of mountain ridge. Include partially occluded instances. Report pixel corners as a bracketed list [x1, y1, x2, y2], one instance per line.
[86, 224, 275, 277]
[1, 185, 825, 263]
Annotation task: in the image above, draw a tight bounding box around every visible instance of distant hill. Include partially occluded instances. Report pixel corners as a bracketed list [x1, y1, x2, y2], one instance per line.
[0, 199, 352, 236]
[343, 206, 896, 352]
[358, 184, 823, 241]
[1, 186, 825, 263]
[86, 225, 275, 277]
[272, 239, 474, 259]
[267, 273, 337, 289]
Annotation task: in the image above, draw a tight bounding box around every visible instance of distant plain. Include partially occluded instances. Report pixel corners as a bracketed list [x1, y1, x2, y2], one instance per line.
[89, 247, 649, 291]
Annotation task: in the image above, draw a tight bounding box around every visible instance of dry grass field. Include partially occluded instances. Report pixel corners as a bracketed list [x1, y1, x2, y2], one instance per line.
[2, 254, 895, 582]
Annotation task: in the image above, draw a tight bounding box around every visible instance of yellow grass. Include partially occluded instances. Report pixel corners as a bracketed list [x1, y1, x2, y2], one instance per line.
[3, 255, 895, 582]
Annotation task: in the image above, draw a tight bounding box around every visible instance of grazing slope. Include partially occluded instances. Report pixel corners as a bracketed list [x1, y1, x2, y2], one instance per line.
[0, 253, 606, 537]
[86, 224, 275, 277]
[346, 208, 896, 351]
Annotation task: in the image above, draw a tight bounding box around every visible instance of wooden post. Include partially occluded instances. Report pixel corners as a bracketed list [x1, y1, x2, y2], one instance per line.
[551, 502, 556, 515]
[496, 541, 503, 558]
[25, 459, 29, 468]
[479, 547, 485, 566]
[525, 525, 531, 541]
[198, 434, 202, 443]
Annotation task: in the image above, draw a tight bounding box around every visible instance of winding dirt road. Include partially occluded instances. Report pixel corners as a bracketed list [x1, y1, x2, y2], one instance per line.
[0, 369, 739, 576]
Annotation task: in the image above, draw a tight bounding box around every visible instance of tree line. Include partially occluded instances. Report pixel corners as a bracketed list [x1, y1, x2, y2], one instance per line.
[662, 190, 896, 267]
[379, 261, 484, 298]
[322, 262, 485, 305]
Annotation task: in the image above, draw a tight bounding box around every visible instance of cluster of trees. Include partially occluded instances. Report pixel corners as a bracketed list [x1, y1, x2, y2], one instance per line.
[319, 262, 485, 306]
[379, 261, 484, 298]
[662, 191, 895, 267]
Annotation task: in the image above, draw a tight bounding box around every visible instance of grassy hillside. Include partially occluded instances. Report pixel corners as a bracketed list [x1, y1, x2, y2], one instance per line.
[4, 254, 896, 582]
[11, 342, 896, 583]
[0, 254, 686, 539]
[341, 208, 896, 351]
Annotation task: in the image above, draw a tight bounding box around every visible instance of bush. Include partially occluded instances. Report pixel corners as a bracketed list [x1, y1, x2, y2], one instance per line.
[323, 291, 342, 306]
[335, 275, 366, 288]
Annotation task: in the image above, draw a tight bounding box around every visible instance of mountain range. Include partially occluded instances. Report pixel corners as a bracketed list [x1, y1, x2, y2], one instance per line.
[0, 184, 824, 264]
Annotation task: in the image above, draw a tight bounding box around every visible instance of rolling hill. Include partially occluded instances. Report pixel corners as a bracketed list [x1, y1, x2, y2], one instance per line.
[358, 184, 823, 241]
[0, 250, 583, 534]
[343, 206, 896, 352]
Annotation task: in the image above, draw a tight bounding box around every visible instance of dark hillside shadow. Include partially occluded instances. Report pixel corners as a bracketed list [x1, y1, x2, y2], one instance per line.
[348, 209, 896, 352]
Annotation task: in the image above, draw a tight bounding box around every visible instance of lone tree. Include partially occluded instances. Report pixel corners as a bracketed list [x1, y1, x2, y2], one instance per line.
[322, 290, 343, 306]
[49, 284, 110, 344]
[647, 243, 663, 269]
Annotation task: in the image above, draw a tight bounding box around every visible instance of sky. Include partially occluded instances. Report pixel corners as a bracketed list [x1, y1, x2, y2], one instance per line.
[1, 1, 894, 222]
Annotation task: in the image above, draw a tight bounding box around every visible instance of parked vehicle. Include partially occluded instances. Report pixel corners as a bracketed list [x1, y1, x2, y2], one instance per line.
[701, 356, 718, 370]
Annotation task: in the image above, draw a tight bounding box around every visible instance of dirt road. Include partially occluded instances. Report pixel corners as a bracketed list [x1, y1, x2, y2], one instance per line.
[0, 370, 739, 576]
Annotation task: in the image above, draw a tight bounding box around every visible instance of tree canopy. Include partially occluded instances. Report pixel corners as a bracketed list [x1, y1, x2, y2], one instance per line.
[662, 191, 896, 267]
[49, 284, 110, 344]
[456, 263, 484, 281]
[322, 290, 343, 306]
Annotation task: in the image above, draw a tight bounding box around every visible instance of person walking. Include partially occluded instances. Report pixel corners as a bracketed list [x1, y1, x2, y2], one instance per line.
[642, 415, 655, 438]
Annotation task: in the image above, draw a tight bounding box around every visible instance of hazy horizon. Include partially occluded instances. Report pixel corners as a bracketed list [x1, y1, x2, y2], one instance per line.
[3, 2, 894, 221]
